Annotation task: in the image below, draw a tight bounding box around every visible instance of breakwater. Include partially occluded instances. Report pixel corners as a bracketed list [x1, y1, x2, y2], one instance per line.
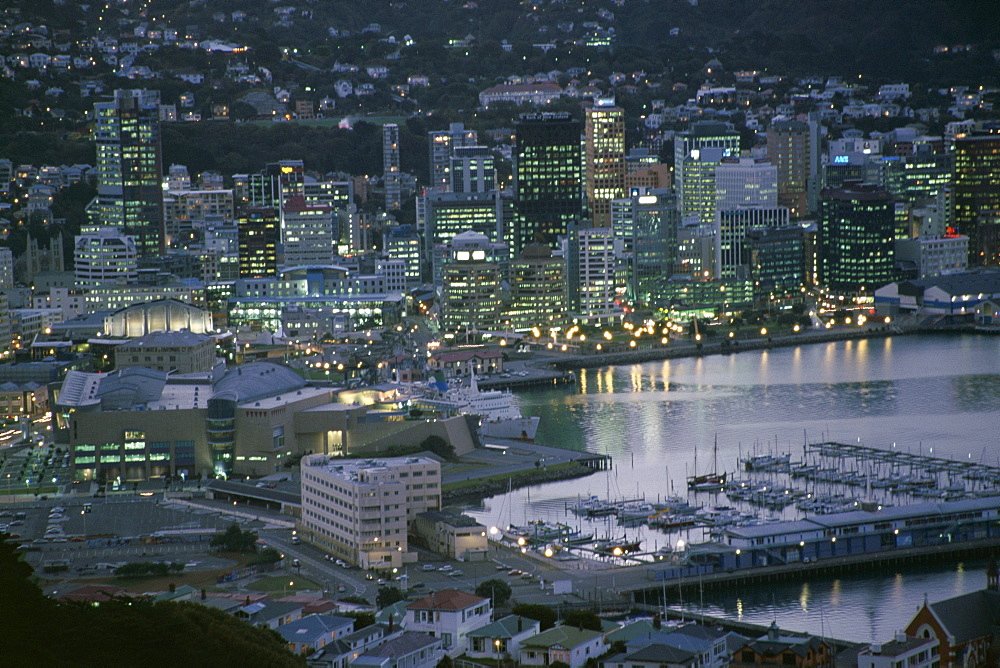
[442, 462, 598, 505]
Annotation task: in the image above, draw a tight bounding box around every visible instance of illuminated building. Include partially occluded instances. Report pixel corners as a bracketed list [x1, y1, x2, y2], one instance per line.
[674, 121, 740, 214]
[585, 98, 626, 226]
[281, 195, 335, 266]
[505, 243, 566, 331]
[383, 124, 401, 211]
[716, 207, 790, 281]
[237, 207, 279, 278]
[440, 232, 505, 332]
[300, 454, 441, 568]
[514, 113, 583, 252]
[952, 134, 1000, 265]
[73, 228, 138, 289]
[428, 122, 478, 192]
[93, 89, 164, 257]
[819, 184, 896, 293]
[767, 119, 819, 218]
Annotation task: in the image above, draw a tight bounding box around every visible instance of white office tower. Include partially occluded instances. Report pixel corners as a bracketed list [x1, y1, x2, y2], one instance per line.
[563, 226, 623, 325]
[715, 158, 778, 210]
[280, 195, 336, 266]
[74, 228, 138, 289]
[429, 122, 479, 192]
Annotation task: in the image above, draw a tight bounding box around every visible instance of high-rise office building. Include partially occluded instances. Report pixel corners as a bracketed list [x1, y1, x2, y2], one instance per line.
[514, 113, 583, 253]
[747, 225, 808, 299]
[281, 195, 335, 266]
[237, 207, 279, 278]
[73, 228, 138, 289]
[383, 124, 401, 211]
[440, 232, 505, 332]
[429, 122, 478, 192]
[716, 207, 790, 281]
[819, 184, 896, 293]
[767, 119, 819, 219]
[450, 146, 496, 194]
[952, 134, 1000, 266]
[0, 246, 13, 289]
[562, 226, 622, 324]
[505, 244, 566, 332]
[94, 89, 164, 257]
[611, 189, 679, 303]
[585, 98, 626, 227]
[422, 191, 505, 284]
[674, 121, 740, 213]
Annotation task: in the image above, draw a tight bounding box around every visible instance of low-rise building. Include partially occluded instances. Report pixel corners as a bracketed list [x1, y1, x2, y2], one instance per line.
[466, 615, 540, 660]
[114, 330, 217, 374]
[404, 589, 492, 657]
[412, 511, 488, 561]
[274, 614, 355, 654]
[351, 631, 443, 668]
[519, 626, 606, 668]
[857, 633, 939, 668]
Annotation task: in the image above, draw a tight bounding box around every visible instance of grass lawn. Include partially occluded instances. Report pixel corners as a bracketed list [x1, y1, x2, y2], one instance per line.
[442, 461, 587, 494]
[250, 575, 321, 595]
[74, 553, 256, 594]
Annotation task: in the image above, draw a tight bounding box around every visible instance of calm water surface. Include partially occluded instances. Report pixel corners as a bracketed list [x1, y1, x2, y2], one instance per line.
[462, 334, 1000, 642]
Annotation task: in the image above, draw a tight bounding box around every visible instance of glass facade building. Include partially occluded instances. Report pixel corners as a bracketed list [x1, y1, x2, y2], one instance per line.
[514, 113, 583, 252]
[819, 184, 896, 293]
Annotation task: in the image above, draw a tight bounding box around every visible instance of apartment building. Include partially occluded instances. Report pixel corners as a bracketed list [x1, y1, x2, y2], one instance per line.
[299, 454, 441, 569]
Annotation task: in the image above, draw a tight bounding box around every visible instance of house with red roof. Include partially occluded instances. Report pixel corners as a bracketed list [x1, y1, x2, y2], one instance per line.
[404, 589, 492, 657]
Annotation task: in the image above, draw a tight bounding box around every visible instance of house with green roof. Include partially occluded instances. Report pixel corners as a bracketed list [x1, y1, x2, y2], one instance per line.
[465, 614, 540, 659]
[519, 625, 606, 668]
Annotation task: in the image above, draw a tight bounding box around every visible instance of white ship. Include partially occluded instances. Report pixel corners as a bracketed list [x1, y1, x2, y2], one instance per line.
[416, 373, 540, 442]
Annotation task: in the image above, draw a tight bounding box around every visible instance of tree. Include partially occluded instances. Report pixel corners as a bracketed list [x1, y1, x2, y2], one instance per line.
[376, 586, 405, 609]
[436, 655, 454, 668]
[475, 578, 512, 608]
[511, 603, 557, 631]
[210, 523, 259, 553]
[561, 609, 601, 631]
[419, 435, 456, 461]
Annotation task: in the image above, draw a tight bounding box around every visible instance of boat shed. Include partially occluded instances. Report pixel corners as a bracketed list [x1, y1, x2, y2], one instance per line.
[874, 270, 1000, 319]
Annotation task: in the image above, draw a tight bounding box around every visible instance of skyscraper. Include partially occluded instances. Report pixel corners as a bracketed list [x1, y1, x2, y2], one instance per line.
[94, 89, 165, 257]
[674, 121, 740, 213]
[73, 228, 138, 289]
[428, 122, 478, 192]
[383, 124, 401, 211]
[819, 184, 896, 293]
[514, 113, 583, 253]
[767, 119, 818, 219]
[237, 207, 279, 278]
[952, 134, 1000, 266]
[585, 98, 626, 227]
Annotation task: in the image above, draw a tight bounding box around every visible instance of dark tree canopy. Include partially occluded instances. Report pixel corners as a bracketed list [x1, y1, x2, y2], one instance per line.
[474, 578, 512, 608]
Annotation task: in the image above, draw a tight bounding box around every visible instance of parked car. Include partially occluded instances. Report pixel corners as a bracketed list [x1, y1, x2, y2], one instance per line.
[422, 564, 436, 571]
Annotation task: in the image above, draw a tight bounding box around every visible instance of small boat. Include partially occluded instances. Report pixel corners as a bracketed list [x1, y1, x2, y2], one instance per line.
[593, 537, 642, 556]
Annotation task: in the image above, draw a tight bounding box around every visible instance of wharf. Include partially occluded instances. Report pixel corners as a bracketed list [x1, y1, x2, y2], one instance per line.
[631, 535, 1000, 596]
[805, 440, 1000, 485]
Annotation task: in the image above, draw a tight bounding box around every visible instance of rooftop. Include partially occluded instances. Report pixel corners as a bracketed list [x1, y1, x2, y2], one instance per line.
[406, 589, 487, 612]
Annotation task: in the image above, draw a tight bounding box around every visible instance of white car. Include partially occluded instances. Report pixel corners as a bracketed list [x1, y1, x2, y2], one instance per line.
[438, 564, 453, 572]
[422, 564, 436, 571]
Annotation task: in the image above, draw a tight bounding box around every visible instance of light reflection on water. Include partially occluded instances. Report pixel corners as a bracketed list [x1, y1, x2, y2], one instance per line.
[467, 334, 1000, 641]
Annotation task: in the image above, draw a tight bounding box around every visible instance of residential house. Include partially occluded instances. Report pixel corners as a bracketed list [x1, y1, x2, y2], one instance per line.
[519, 626, 607, 668]
[235, 600, 303, 630]
[466, 615, 540, 660]
[729, 623, 833, 667]
[307, 622, 400, 668]
[602, 644, 698, 668]
[275, 614, 355, 654]
[350, 631, 443, 668]
[404, 590, 492, 657]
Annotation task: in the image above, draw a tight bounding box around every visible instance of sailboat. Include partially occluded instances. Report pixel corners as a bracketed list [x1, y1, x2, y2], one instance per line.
[687, 435, 727, 491]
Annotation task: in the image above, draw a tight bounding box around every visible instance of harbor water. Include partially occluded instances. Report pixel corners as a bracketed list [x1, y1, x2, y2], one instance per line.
[462, 333, 1000, 642]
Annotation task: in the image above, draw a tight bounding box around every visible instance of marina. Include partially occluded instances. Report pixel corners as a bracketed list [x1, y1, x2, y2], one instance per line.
[461, 334, 1000, 640]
